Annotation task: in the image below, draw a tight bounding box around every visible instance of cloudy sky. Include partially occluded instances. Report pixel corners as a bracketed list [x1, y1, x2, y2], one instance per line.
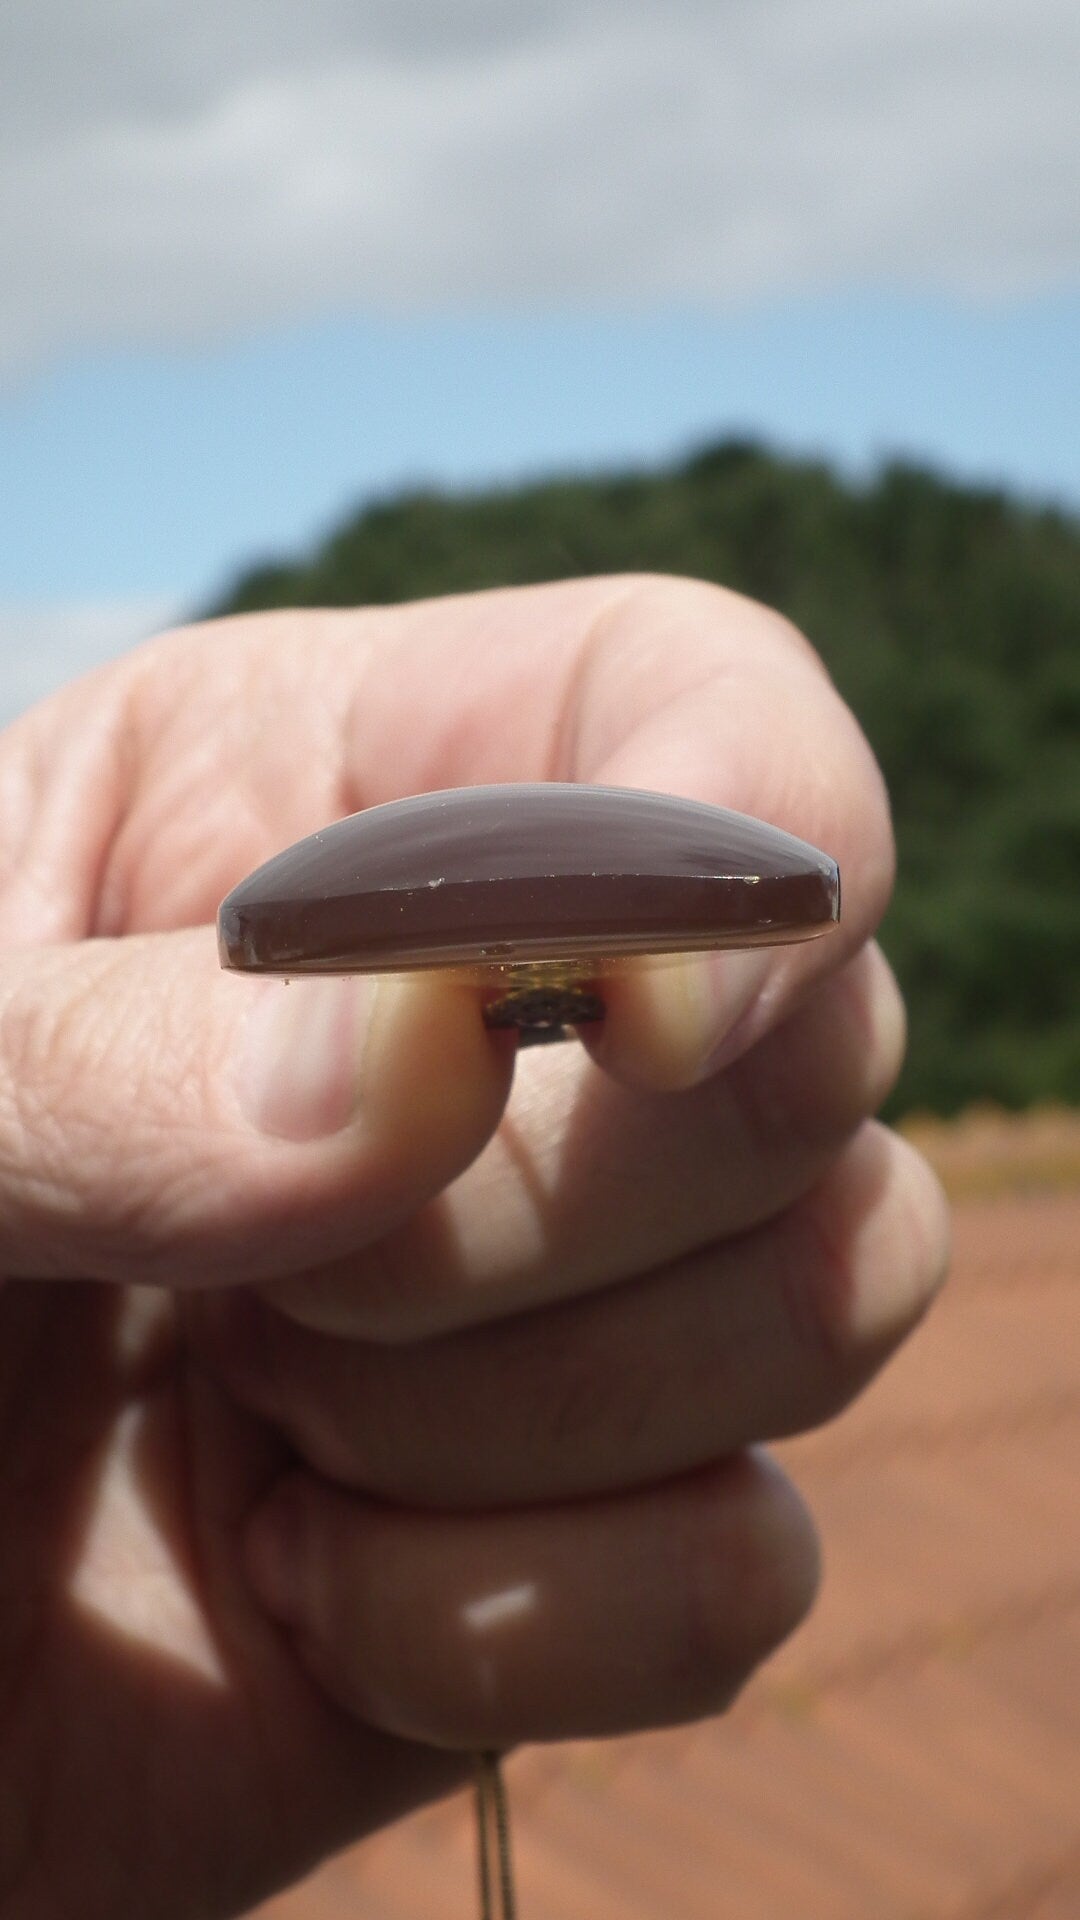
[2, 0, 1078, 725]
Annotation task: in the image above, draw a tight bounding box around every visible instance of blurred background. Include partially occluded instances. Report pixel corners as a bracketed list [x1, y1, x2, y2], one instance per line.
[3, 3, 1078, 1916]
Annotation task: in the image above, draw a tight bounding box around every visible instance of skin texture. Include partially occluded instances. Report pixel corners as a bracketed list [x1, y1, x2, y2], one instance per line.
[0, 576, 949, 1919]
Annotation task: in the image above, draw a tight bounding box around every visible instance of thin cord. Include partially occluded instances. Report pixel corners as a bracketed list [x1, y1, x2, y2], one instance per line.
[474, 1750, 517, 1919]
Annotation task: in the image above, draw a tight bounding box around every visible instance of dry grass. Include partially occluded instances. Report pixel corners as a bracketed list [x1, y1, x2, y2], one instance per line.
[900, 1102, 1080, 1198]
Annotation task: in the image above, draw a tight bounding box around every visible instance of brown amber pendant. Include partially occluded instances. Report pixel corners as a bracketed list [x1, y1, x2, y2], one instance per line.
[218, 783, 839, 1043]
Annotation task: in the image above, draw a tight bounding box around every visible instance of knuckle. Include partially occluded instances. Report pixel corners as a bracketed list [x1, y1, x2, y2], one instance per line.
[780, 1199, 865, 1373]
[681, 1460, 821, 1704]
[787, 1125, 951, 1378]
[725, 981, 866, 1163]
[729, 945, 907, 1204]
[860, 945, 908, 1112]
[890, 1133, 952, 1318]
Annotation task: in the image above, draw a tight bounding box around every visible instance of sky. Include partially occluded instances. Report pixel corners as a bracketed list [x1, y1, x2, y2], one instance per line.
[1, 0, 1078, 728]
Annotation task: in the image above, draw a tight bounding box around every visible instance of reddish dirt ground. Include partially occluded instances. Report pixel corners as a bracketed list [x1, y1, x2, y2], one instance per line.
[248, 1126, 1080, 1920]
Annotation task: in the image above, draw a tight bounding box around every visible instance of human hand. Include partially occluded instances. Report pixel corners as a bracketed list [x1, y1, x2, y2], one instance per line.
[0, 577, 948, 1919]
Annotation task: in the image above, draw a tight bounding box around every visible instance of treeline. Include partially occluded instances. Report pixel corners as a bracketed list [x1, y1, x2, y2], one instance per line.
[215, 442, 1080, 1117]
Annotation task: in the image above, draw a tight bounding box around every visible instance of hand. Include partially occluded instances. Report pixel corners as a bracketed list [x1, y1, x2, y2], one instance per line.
[0, 577, 948, 1919]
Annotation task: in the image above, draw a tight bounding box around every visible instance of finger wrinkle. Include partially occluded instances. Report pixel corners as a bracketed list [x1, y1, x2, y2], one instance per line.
[781, 1128, 905, 1369]
[537, 1313, 661, 1462]
[0, 675, 135, 945]
[544, 576, 645, 782]
[552, 574, 752, 783]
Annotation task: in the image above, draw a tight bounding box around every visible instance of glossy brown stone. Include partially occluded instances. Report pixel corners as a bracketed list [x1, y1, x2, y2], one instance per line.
[218, 783, 839, 976]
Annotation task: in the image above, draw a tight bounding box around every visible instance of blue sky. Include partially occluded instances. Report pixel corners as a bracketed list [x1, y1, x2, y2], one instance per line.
[1, 0, 1077, 727]
[5, 295, 1079, 614]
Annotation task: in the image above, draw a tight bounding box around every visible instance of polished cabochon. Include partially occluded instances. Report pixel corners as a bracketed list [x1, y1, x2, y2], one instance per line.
[218, 783, 840, 977]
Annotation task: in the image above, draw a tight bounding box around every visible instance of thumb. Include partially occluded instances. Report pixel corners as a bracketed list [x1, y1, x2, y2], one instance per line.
[0, 927, 514, 1288]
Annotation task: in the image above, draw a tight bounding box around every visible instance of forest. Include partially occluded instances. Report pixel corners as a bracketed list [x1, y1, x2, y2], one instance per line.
[215, 441, 1080, 1117]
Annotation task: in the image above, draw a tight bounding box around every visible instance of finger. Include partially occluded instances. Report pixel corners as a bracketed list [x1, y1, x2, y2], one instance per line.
[0, 929, 513, 1287]
[196, 1124, 948, 1507]
[261, 940, 905, 1338]
[574, 582, 893, 1085]
[242, 1452, 819, 1748]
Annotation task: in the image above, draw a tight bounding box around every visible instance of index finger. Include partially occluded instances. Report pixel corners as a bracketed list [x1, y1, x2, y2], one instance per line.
[584, 579, 892, 1084]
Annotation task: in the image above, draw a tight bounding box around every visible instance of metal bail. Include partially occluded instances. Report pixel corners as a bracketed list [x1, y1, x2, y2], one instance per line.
[482, 960, 605, 1045]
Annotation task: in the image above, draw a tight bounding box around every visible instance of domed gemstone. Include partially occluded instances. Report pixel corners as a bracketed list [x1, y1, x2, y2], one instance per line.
[218, 783, 839, 976]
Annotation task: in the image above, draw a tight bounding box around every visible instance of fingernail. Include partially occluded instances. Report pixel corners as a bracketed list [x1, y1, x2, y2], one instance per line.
[245, 1488, 307, 1623]
[237, 975, 377, 1139]
[697, 948, 772, 1078]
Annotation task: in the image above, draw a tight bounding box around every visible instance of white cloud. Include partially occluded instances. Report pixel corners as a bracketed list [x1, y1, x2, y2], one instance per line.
[0, 597, 181, 734]
[1, 0, 1078, 375]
